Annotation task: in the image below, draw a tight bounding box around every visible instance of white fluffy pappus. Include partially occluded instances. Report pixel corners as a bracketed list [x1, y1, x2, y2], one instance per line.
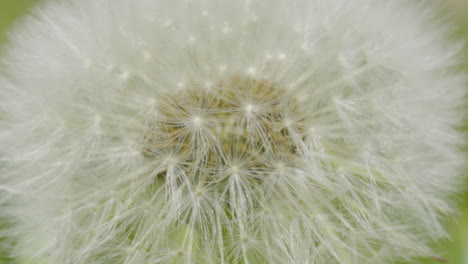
[0, 0, 465, 263]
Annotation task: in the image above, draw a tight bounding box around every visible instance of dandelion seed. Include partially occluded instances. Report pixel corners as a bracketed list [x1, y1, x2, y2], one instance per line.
[0, 0, 465, 263]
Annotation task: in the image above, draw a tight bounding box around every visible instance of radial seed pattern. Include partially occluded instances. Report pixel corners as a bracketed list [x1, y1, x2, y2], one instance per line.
[0, 0, 465, 263]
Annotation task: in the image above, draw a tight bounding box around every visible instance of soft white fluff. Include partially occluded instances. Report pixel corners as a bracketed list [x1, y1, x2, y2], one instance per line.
[0, 0, 465, 263]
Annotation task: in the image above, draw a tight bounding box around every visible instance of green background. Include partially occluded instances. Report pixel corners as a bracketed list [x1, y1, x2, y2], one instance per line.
[0, 0, 467, 263]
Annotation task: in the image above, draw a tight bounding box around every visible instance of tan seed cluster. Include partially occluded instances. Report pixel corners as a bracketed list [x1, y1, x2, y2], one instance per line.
[142, 77, 308, 181]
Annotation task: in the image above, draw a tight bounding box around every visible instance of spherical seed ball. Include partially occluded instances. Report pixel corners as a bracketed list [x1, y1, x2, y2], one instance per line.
[0, 0, 465, 263]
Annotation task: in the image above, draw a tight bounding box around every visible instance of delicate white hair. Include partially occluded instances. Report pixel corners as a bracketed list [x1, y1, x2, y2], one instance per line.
[0, 0, 465, 263]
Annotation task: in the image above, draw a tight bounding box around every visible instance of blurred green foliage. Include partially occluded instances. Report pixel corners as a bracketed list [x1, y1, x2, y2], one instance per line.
[0, 0, 37, 48]
[0, 0, 466, 263]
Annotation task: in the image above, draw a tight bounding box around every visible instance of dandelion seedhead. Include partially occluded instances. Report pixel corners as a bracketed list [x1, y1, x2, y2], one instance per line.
[0, 0, 465, 263]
